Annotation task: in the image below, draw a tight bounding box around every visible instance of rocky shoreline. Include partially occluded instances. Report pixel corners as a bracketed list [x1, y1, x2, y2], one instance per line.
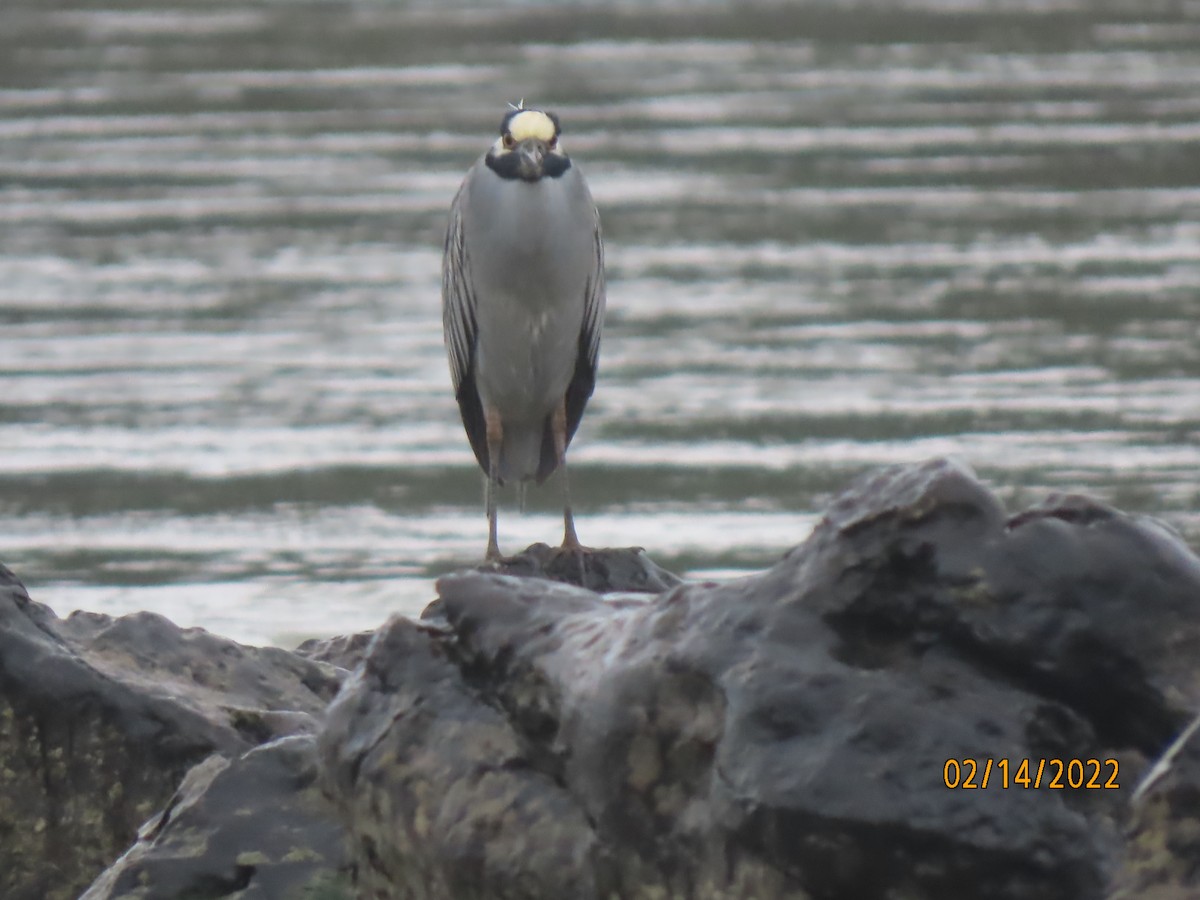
[2, 458, 1199, 899]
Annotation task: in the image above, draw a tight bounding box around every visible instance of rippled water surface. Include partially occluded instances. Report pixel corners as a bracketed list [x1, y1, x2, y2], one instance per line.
[3, 0, 1199, 645]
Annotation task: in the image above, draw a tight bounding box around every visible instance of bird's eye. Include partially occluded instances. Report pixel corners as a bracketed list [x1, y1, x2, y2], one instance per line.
[502, 134, 515, 150]
[548, 136, 558, 150]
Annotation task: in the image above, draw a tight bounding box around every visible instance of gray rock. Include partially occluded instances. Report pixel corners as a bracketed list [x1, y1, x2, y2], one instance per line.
[296, 630, 378, 673]
[319, 458, 1200, 900]
[476, 541, 682, 594]
[8, 457, 1200, 899]
[81, 735, 353, 900]
[418, 543, 682, 623]
[1110, 712, 1200, 899]
[0, 565, 344, 900]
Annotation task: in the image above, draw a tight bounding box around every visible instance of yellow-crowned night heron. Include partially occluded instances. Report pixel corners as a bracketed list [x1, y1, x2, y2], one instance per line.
[442, 103, 605, 560]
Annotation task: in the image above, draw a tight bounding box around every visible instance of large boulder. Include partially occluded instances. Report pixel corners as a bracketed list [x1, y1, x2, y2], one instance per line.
[72, 549, 676, 900]
[319, 458, 1200, 899]
[0, 533, 680, 898]
[6, 457, 1200, 899]
[0, 566, 345, 900]
[80, 734, 353, 900]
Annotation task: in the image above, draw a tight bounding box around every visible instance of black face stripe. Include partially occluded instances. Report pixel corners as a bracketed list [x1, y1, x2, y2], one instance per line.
[542, 153, 570, 177]
[485, 150, 572, 181]
[486, 151, 523, 180]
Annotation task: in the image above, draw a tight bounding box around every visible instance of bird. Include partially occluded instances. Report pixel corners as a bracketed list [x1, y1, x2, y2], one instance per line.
[442, 102, 606, 560]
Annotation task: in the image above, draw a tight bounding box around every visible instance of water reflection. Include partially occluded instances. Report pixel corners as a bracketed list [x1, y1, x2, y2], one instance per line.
[2, 0, 1198, 645]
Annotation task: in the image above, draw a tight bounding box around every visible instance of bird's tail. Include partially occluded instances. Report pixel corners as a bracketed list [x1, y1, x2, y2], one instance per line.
[497, 425, 545, 484]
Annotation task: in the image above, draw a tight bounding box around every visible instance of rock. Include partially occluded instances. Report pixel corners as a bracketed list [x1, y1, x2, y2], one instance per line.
[318, 458, 1200, 900]
[80, 735, 353, 900]
[480, 541, 683, 594]
[296, 630, 378, 673]
[418, 543, 683, 623]
[7, 457, 1200, 899]
[0, 564, 345, 900]
[1111, 713, 1200, 899]
[321, 614, 607, 899]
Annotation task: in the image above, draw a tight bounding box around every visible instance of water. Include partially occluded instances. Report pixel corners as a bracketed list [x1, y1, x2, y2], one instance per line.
[3, 0, 1199, 646]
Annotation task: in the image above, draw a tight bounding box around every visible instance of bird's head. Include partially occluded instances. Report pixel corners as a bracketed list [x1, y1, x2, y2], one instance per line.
[485, 104, 571, 183]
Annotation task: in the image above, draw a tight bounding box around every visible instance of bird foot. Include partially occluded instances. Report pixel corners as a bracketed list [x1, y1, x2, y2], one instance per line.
[550, 539, 593, 583]
[483, 546, 512, 565]
[555, 538, 592, 556]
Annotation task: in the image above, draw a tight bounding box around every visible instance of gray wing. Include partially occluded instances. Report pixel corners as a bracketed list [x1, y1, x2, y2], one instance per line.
[578, 204, 606, 385]
[442, 181, 475, 396]
[442, 180, 490, 473]
[537, 202, 605, 482]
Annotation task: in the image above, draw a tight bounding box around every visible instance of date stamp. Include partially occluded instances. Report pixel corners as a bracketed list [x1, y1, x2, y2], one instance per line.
[943, 758, 1120, 789]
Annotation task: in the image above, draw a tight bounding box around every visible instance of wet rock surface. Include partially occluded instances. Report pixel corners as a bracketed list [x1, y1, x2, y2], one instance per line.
[0, 565, 344, 900]
[319, 458, 1200, 900]
[483, 541, 684, 594]
[80, 734, 353, 900]
[1111, 713, 1200, 900]
[5, 458, 1200, 899]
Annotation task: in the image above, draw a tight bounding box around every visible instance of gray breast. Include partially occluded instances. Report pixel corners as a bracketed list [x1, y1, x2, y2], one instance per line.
[462, 162, 597, 432]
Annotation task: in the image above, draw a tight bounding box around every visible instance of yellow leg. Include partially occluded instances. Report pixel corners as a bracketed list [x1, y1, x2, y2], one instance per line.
[484, 408, 503, 560]
[552, 401, 580, 550]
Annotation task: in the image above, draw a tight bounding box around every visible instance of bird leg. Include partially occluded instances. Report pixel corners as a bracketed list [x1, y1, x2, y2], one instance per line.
[484, 407, 504, 560]
[552, 400, 581, 550]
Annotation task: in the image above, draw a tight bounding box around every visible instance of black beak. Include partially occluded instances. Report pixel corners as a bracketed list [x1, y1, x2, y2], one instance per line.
[516, 138, 547, 181]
